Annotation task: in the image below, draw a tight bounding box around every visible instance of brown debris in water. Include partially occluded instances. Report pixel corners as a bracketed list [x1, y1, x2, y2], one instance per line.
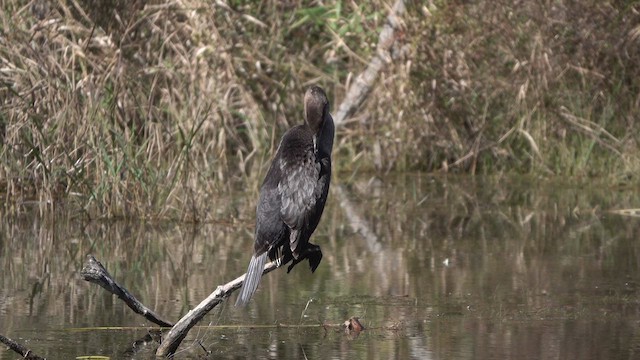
[343, 316, 365, 335]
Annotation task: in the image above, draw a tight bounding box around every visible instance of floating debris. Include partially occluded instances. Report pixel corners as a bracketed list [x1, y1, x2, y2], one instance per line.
[343, 316, 365, 335]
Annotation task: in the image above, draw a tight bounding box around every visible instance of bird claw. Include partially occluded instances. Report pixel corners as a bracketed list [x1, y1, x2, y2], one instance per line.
[308, 248, 322, 273]
[286, 244, 323, 273]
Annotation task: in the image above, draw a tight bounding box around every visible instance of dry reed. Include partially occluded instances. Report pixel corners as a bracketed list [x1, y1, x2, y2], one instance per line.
[2, 0, 639, 219]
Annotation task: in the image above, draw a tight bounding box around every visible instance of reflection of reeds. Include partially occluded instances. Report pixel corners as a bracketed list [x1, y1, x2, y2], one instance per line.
[326, 174, 624, 312]
[3, 175, 640, 357]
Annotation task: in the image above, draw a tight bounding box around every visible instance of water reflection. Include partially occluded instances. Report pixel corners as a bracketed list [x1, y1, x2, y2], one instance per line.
[1, 174, 640, 359]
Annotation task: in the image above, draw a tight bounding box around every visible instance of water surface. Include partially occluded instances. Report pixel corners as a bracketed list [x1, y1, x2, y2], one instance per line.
[2, 174, 640, 359]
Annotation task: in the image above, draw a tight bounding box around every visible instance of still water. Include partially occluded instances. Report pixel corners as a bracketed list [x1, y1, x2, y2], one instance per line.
[2, 174, 640, 359]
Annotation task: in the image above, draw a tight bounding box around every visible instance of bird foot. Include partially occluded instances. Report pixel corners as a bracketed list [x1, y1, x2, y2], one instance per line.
[287, 244, 323, 273]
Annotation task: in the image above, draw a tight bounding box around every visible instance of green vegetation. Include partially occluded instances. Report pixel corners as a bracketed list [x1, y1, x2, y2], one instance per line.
[1, 0, 639, 219]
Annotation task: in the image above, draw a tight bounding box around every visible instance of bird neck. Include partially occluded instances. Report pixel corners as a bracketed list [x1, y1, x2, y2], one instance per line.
[316, 114, 334, 158]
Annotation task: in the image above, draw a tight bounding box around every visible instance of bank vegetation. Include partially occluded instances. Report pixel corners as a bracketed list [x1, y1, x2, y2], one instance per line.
[1, 0, 639, 219]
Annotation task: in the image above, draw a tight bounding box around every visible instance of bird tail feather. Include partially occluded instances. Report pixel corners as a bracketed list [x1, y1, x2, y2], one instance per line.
[235, 253, 268, 307]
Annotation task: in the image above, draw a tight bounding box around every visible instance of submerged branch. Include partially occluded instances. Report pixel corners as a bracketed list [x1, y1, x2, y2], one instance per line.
[155, 260, 279, 356]
[0, 333, 46, 360]
[80, 255, 174, 328]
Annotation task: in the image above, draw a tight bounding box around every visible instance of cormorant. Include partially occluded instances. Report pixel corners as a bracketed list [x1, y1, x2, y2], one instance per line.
[235, 85, 334, 307]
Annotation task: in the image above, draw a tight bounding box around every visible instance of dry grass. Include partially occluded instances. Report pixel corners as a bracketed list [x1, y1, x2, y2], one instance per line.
[1, 0, 639, 219]
[390, 0, 640, 177]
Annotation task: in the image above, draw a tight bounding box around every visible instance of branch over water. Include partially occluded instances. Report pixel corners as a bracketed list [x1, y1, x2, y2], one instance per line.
[80, 255, 174, 328]
[80, 254, 280, 356]
[0, 333, 46, 360]
[155, 260, 280, 356]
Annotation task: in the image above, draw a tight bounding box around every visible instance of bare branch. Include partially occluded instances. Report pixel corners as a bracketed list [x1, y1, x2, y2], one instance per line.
[333, 0, 406, 127]
[80, 255, 174, 328]
[155, 260, 280, 356]
[81, 254, 281, 356]
[0, 333, 46, 360]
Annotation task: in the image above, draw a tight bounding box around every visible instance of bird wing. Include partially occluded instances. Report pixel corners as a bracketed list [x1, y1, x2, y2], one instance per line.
[253, 184, 285, 255]
[277, 155, 321, 254]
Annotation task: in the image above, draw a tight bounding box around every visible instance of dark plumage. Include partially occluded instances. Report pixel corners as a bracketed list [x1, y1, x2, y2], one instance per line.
[235, 86, 334, 307]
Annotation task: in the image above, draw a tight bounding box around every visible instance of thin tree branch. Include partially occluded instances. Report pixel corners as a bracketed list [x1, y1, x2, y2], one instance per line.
[0, 333, 46, 360]
[80, 255, 174, 328]
[81, 254, 280, 356]
[333, 0, 406, 127]
[155, 260, 280, 356]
